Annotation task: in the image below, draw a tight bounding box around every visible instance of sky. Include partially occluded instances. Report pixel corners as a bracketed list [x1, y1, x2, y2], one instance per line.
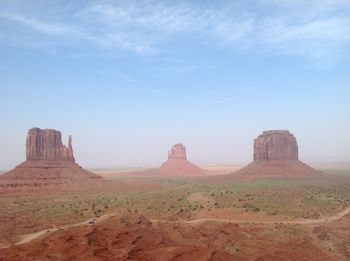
[0, 0, 349, 170]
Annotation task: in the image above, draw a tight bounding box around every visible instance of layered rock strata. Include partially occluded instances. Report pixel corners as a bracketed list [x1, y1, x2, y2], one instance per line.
[236, 130, 319, 178]
[168, 144, 187, 160]
[127, 144, 205, 176]
[0, 128, 101, 192]
[26, 128, 75, 161]
[160, 143, 205, 175]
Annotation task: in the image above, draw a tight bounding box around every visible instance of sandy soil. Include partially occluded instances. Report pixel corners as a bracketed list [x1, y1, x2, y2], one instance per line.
[4, 205, 349, 250]
[0, 213, 337, 261]
[93, 164, 246, 178]
[200, 164, 245, 174]
[310, 162, 350, 170]
[0, 164, 349, 260]
[91, 167, 153, 177]
[93, 162, 343, 178]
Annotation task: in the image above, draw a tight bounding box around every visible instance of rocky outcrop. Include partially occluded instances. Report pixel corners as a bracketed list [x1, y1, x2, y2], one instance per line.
[236, 130, 319, 178]
[168, 144, 187, 160]
[127, 144, 206, 176]
[0, 128, 101, 192]
[26, 128, 75, 161]
[0, 213, 333, 261]
[159, 144, 205, 175]
[254, 130, 298, 161]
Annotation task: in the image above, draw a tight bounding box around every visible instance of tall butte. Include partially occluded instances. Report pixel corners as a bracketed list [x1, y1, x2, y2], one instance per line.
[158, 144, 205, 175]
[236, 130, 319, 178]
[26, 128, 75, 161]
[0, 128, 101, 191]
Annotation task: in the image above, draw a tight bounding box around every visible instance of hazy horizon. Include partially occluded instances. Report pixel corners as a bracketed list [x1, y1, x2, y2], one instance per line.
[1, 0, 349, 169]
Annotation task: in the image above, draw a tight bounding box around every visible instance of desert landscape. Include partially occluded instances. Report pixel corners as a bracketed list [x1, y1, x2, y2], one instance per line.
[0, 128, 349, 260]
[1, 1, 349, 260]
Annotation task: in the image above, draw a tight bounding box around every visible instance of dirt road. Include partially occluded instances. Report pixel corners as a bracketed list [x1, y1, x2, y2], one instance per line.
[2, 206, 350, 249]
[1, 214, 116, 248]
[152, 205, 350, 225]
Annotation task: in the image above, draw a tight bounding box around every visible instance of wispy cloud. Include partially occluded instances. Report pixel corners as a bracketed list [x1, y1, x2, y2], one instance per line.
[259, 17, 350, 60]
[1, 13, 72, 35]
[0, 1, 349, 63]
[0, 12, 154, 54]
[78, 3, 195, 32]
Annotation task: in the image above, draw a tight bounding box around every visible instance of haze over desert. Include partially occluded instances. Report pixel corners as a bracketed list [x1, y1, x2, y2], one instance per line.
[1, 0, 350, 260]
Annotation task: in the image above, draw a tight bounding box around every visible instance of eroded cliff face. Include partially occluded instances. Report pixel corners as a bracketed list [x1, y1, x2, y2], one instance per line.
[26, 128, 75, 161]
[0, 128, 101, 191]
[253, 130, 298, 161]
[156, 143, 204, 175]
[168, 144, 187, 160]
[236, 130, 319, 178]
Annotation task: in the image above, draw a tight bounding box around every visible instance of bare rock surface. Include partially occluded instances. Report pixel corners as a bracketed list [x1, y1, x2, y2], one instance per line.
[237, 130, 320, 178]
[254, 130, 298, 161]
[0, 214, 333, 261]
[126, 144, 206, 176]
[157, 143, 205, 175]
[159, 158, 205, 176]
[26, 128, 75, 161]
[0, 128, 101, 192]
[168, 143, 187, 160]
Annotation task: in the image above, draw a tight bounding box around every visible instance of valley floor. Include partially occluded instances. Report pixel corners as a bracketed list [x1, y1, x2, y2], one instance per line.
[0, 165, 349, 260]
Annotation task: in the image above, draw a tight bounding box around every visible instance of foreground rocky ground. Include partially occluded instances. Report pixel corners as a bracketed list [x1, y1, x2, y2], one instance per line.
[0, 168, 349, 260]
[1, 213, 346, 261]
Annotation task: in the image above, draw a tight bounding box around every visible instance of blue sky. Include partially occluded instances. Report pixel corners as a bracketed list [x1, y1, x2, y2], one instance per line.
[0, 0, 349, 169]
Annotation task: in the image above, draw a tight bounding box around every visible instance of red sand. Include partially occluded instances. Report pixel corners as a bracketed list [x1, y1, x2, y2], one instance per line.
[235, 160, 321, 178]
[0, 214, 333, 261]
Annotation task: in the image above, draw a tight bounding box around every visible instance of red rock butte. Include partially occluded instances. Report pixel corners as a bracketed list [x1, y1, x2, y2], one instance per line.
[236, 130, 319, 178]
[158, 144, 205, 176]
[26, 128, 75, 161]
[128, 144, 206, 176]
[167, 143, 187, 160]
[0, 128, 101, 192]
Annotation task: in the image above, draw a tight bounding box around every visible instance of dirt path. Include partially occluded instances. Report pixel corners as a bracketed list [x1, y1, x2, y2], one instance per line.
[2, 206, 350, 249]
[152, 205, 350, 226]
[1, 214, 116, 249]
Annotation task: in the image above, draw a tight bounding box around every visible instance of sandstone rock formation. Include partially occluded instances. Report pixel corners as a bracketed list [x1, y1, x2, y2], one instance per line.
[26, 128, 75, 161]
[236, 130, 319, 178]
[160, 143, 205, 175]
[168, 144, 187, 160]
[126, 143, 206, 176]
[0, 128, 101, 192]
[254, 130, 298, 161]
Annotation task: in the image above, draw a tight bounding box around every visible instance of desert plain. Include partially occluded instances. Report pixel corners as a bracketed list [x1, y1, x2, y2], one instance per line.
[2, 1, 349, 260]
[0, 129, 349, 261]
[0, 162, 349, 260]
